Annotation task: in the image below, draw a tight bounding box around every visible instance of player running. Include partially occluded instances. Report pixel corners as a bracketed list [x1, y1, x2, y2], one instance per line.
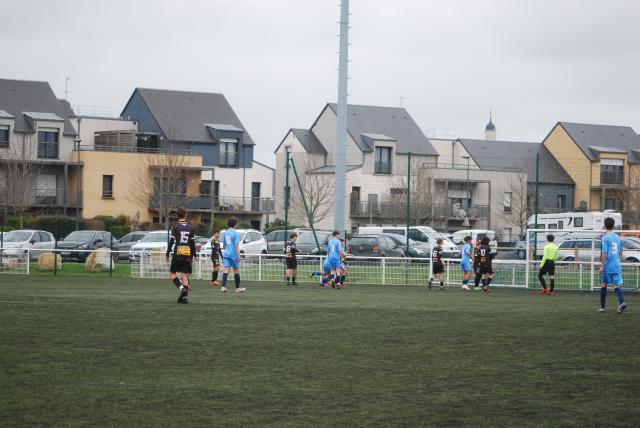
[220, 218, 246, 294]
[209, 229, 221, 288]
[478, 236, 493, 292]
[284, 232, 299, 286]
[461, 236, 473, 291]
[598, 217, 627, 314]
[428, 238, 446, 290]
[323, 231, 344, 289]
[539, 234, 558, 296]
[165, 207, 196, 304]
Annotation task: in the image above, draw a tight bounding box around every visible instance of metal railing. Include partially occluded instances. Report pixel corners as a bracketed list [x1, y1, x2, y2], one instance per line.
[0, 188, 81, 208]
[600, 171, 624, 185]
[149, 195, 275, 213]
[432, 204, 489, 219]
[78, 144, 195, 155]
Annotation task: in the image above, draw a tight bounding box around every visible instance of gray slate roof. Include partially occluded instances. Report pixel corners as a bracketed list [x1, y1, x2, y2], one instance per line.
[291, 128, 326, 154]
[126, 88, 255, 145]
[0, 79, 76, 135]
[327, 103, 438, 156]
[558, 122, 640, 162]
[458, 139, 574, 185]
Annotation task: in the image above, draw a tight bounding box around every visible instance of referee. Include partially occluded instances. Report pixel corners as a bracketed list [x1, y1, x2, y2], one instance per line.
[539, 234, 558, 296]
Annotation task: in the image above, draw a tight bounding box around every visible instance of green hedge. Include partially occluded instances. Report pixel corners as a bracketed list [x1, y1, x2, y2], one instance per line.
[30, 216, 80, 240]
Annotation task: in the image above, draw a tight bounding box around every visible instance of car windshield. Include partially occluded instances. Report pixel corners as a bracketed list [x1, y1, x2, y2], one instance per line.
[65, 231, 96, 241]
[142, 233, 169, 242]
[5, 231, 32, 242]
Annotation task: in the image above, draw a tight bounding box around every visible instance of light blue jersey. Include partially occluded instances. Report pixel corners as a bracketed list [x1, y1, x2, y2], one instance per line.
[327, 238, 342, 260]
[461, 243, 472, 264]
[223, 229, 239, 260]
[601, 233, 621, 274]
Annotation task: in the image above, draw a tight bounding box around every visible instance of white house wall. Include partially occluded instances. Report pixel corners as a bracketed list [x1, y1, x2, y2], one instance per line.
[311, 106, 362, 165]
[73, 117, 138, 149]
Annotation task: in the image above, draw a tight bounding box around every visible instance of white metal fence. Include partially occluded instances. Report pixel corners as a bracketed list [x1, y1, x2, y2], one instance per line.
[2, 243, 639, 291]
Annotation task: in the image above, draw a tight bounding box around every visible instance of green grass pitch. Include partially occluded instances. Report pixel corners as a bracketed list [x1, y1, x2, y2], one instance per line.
[1, 277, 639, 426]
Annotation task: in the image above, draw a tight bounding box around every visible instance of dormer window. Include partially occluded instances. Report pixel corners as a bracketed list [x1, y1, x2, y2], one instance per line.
[220, 138, 238, 167]
[601, 159, 623, 185]
[374, 146, 392, 174]
[0, 125, 8, 148]
[37, 127, 59, 159]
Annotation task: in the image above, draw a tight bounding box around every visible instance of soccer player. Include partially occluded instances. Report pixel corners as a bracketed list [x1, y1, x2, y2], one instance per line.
[473, 243, 482, 290]
[165, 207, 196, 304]
[221, 217, 246, 294]
[284, 232, 299, 286]
[209, 229, 221, 288]
[428, 238, 446, 290]
[324, 231, 343, 289]
[539, 234, 558, 296]
[478, 236, 493, 292]
[461, 236, 473, 291]
[598, 217, 627, 314]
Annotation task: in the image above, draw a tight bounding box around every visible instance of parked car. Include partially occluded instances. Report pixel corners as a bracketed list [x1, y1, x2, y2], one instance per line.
[58, 230, 116, 262]
[194, 236, 210, 253]
[555, 238, 640, 263]
[201, 229, 267, 256]
[295, 230, 332, 255]
[112, 231, 149, 260]
[370, 233, 429, 258]
[129, 231, 170, 262]
[358, 226, 461, 258]
[347, 235, 405, 259]
[0, 229, 55, 259]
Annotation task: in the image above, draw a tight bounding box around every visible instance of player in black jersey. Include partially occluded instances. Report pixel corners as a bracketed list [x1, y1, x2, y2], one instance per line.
[165, 207, 196, 304]
[284, 232, 299, 286]
[478, 236, 494, 292]
[209, 229, 221, 288]
[428, 238, 446, 290]
[473, 243, 482, 290]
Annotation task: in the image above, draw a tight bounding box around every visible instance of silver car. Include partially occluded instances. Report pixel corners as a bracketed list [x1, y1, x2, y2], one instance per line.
[0, 229, 55, 259]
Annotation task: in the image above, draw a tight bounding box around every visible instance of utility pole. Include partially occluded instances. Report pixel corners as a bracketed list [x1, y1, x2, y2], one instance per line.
[65, 77, 70, 101]
[284, 151, 290, 245]
[334, 0, 349, 233]
[74, 132, 82, 230]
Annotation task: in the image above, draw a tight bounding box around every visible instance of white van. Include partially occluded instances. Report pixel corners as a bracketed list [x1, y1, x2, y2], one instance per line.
[357, 226, 461, 258]
[451, 229, 498, 254]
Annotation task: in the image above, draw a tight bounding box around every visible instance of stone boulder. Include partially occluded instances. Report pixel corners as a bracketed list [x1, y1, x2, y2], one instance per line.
[37, 253, 62, 271]
[85, 248, 113, 272]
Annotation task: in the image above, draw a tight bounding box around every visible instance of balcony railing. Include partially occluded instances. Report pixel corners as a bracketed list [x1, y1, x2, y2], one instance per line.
[600, 171, 624, 185]
[0, 188, 82, 208]
[78, 144, 195, 155]
[149, 195, 275, 213]
[432, 204, 489, 219]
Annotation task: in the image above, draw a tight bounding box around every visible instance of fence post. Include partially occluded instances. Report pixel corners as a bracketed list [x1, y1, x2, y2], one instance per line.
[590, 238, 595, 291]
[109, 226, 113, 278]
[512, 266, 515, 287]
[53, 236, 57, 277]
[198, 254, 202, 280]
[258, 253, 262, 282]
[381, 257, 386, 285]
[579, 264, 583, 291]
[525, 230, 530, 289]
[139, 250, 144, 278]
[27, 250, 30, 275]
[0, 223, 4, 272]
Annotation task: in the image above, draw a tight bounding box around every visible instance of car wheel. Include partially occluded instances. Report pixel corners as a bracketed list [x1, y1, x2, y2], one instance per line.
[626, 257, 639, 263]
[564, 256, 575, 262]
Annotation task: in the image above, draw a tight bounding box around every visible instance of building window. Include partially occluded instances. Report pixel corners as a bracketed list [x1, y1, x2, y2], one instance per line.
[601, 160, 624, 185]
[102, 175, 113, 198]
[153, 177, 185, 195]
[374, 147, 392, 174]
[37, 128, 59, 159]
[0, 125, 9, 148]
[200, 180, 211, 196]
[574, 217, 583, 228]
[503, 192, 512, 213]
[220, 139, 238, 167]
[604, 198, 623, 211]
[557, 194, 567, 210]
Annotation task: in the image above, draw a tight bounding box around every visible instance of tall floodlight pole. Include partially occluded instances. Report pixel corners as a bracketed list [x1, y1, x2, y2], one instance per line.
[334, 0, 350, 233]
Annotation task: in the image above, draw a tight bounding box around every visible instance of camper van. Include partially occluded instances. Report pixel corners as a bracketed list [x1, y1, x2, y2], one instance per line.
[526, 211, 622, 231]
[526, 211, 622, 256]
[357, 226, 460, 258]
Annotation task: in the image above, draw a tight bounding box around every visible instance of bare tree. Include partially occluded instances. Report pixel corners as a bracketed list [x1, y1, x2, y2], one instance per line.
[388, 166, 433, 225]
[127, 142, 188, 228]
[0, 133, 42, 227]
[494, 173, 529, 235]
[284, 158, 335, 227]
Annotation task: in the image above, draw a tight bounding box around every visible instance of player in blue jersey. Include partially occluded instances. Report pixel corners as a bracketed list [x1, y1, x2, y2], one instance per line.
[599, 217, 626, 313]
[460, 236, 473, 291]
[323, 231, 344, 289]
[220, 217, 246, 294]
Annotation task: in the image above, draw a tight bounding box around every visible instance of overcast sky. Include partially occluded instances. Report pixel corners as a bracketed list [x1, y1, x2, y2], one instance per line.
[2, 0, 639, 166]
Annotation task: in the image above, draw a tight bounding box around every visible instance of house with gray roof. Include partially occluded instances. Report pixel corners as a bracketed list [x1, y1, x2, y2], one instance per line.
[121, 88, 274, 230]
[274, 103, 439, 231]
[458, 139, 575, 215]
[0, 78, 80, 215]
[543, 122, 640, 222]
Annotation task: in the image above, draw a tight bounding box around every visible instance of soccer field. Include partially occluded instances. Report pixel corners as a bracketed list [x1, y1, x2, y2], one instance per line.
[1, 278, 638, 426]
